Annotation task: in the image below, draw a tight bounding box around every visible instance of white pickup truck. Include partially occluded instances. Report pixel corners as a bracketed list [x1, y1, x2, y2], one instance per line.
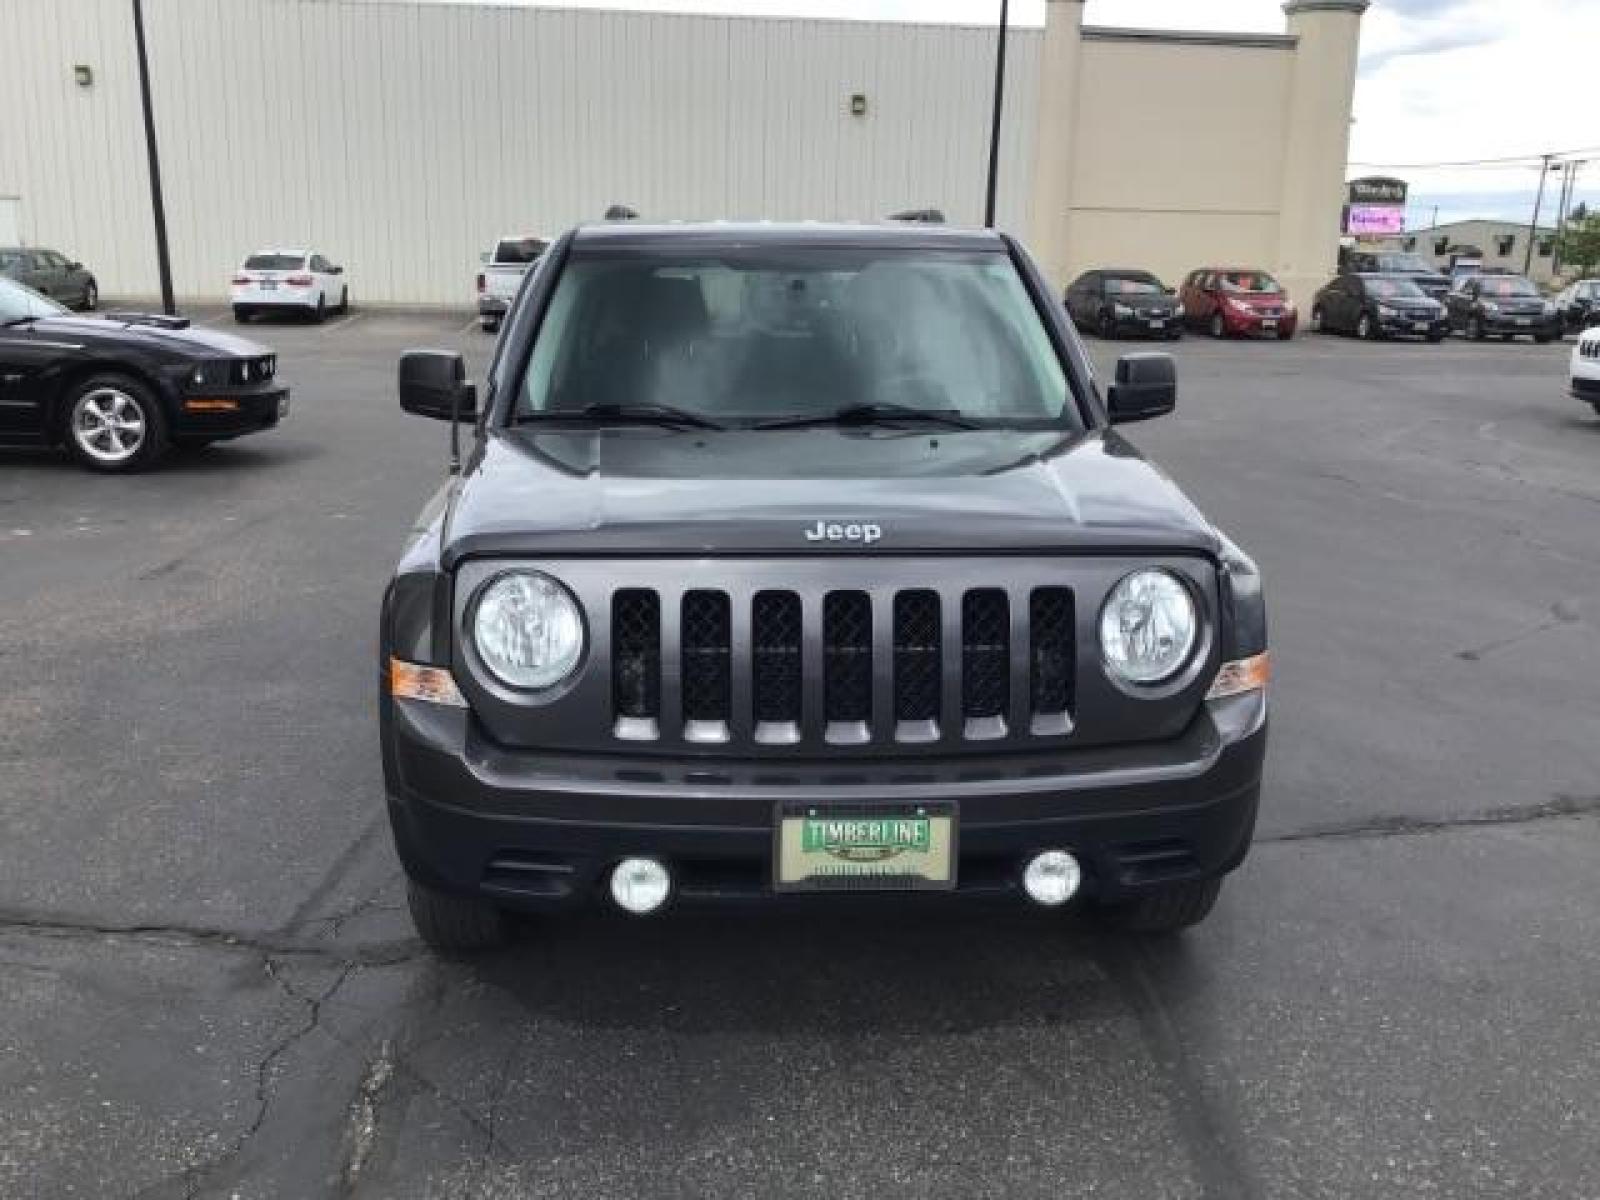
[476, 235, 549, 332]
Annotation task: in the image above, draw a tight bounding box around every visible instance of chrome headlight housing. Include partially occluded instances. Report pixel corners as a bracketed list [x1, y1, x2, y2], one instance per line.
[472, 572, 585, 690]
[1113, 302, 1133, 317]
[1099, 569, 1198, 686]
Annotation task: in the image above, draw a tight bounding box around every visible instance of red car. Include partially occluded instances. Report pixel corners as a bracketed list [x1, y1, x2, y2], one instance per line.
[1179, 267, 1298, 340]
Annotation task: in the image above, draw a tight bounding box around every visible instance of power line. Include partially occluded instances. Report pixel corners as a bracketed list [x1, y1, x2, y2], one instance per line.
[1348, 145, 1600, 170]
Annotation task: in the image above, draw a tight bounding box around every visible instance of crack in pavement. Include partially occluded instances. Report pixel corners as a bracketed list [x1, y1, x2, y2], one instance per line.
[0, 908, 424, 966]
[1455, 600, 1582, 661]
[1261, 792, 1600, 845]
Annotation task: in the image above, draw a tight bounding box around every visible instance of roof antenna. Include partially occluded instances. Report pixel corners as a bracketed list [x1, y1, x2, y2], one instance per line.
[604, 204, 640, 221]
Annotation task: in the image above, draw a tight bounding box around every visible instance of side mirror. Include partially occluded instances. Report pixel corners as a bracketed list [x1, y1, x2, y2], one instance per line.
[399, 350, 477, 421]
[1107, 353, 1176, 424]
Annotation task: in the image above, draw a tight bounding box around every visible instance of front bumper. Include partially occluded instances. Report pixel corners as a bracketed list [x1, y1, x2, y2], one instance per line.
[170, 384, 289, 437]
[478, 296, 509, 318]
[1480, 312, 1560, 336]
[231, 286, 318, 310]
[1109, 312, 1181, 338]
[381, 689, 1268, 912]
[1377, 312, 1449, 338]
[1224, 310, 1297, 338]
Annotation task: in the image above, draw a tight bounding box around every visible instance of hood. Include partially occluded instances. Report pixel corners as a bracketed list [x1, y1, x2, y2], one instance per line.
[439, 426, 1220, 565]
[1381, 295, 1442, 311]
[27, 314, 270, 358]
[1108, 292, 1177, 310]
[1222, 292, 1290, 310]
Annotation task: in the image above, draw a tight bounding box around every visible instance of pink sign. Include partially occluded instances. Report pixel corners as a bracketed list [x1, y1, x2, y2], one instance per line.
[1346, 204, 1405, 237]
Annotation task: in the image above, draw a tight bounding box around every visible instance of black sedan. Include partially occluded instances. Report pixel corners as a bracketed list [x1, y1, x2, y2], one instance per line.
[1446, 274, 1560, 343]
[1063, 269, 1182, 339]
[0, 277, 288, 472]
[1311, 273, 1448, 342]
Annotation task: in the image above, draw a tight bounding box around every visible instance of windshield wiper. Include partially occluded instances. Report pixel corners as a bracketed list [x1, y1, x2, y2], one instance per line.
[514, 403, 725, 431]
[1, 316, 39, 328]
[754, 403, 980, 430]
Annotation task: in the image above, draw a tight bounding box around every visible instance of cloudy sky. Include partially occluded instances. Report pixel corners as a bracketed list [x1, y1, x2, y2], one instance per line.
[487, 0, 1600, 228]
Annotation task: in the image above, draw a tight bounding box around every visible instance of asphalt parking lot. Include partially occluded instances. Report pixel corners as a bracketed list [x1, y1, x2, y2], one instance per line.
[2, 309, 1598, 1199]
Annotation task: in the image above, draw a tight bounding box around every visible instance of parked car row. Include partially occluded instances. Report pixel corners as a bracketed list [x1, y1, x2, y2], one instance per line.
[1064, 267, 1300, 340]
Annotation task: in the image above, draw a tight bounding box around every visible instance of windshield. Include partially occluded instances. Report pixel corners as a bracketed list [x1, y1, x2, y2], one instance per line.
[1577, 281, 1600, 298]
[517, 247, 1074, 428]
[0, 248, 30, 273]
[494, 238, 547, 265]
[1478, 277, 1539, 298]
[1366, 278, 1426, 299]
[1373, 254, 1434, 273]
[0, 276, 68, 323]
[244, 253, 305, 271]
[1218, 271, 1282, 294]
[1103, 275, 1164, 296]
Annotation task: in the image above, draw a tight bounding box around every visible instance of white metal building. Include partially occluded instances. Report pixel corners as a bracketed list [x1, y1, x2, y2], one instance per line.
[0, 0, 1367, 306]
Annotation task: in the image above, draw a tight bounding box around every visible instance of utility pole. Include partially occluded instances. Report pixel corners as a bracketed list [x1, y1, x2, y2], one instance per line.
[983, 0, 1009, 228]
[132, 0, 176, 314]
[1524, 153, 1553, 276]
[1554, 160, 1583, 274]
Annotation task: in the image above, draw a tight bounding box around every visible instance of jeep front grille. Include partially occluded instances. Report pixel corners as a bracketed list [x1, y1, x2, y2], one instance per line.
[610, 584, 1075, 747]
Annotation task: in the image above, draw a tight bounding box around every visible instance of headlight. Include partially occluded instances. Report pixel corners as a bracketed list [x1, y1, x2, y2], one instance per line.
[1175, 303, 1185, 318]
[1482, 301, 1500, 314]
[1113, 303, 1133, 317]
[1099, 569, 1198, 685]
[1377, 305, 1397, 318]
[472, 572, 585, 690]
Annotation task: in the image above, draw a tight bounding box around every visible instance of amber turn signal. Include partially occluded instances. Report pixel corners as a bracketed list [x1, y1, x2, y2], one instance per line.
[1205, 652, 1270, 700]
[183, 398, 240, 413]
[389, 657, 467, 707]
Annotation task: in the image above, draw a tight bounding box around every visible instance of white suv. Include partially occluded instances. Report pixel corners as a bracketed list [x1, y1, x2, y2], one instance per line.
[1571, 326, 1600, 417]
[232, 250, 349, 323]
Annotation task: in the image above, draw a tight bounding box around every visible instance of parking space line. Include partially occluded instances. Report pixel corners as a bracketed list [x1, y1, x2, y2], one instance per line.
[458, 316, 481, 334]
[322, 312, 365, 335]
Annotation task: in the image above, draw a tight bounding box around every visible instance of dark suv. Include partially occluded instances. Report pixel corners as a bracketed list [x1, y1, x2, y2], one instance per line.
[1338, 249, 1451, 302]
[382, 221, 1269, 951]
[1447, 274, 1560, 342]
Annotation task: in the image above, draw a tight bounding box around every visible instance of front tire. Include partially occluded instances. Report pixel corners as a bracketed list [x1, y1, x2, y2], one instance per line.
[337, 287, 350, 315]
[1310, 305, 1325, 334]
[309, 294, 326, 324]
[1099, 877, 1223, 934]
[1467, 314, 1486, 341]
[406, 878, 507, 953]
[1098, 311, 1117, 340]
[1357, 312, 1377, 340]
[481, 317, 501, 334]
[233, 305, 252, 324]
[81, 280, 98, 312]
[61, 374, 168, 473]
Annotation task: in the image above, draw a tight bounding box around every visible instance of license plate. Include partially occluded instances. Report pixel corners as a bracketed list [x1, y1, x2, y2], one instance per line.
[1516, 317, 1531, 326]
[1149, 319, 1166, 330]
[1412, 322, 1429, 333]
[260, 281, 277, 291]
[774, 803, 956, 892]
[1261, 319, 1277, 330]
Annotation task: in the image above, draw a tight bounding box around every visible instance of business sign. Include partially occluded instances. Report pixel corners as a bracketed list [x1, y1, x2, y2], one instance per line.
[1348, 176, 1408, 205]
[1346, 204, 1406, 237]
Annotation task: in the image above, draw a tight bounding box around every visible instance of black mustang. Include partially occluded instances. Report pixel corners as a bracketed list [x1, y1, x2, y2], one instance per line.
[0, 276, 288, 472]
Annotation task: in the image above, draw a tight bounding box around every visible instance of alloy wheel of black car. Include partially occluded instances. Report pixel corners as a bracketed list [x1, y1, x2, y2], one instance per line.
[1358, 313, 1375, 340]
[62, 374, 168, 473]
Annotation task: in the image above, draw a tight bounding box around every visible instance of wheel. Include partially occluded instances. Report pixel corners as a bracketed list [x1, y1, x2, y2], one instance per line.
[1357, 312, 1377, 340]
[481, 317, 500, 334]
[1310, 305, 1325, 333]
[1277, 325, 1295, 341]
[81, 280, 98, 312]
[1534, 333, 1552, 345]
[1467, 314, 1486, 341]
[337, 287, 349, 315]
[406, 878, 507, 952]
[1209, 311, 1227, 339]
[233, 305, 251, 324]
[61, 374, 168, 472]
[310, 294, 327, 323]
[1097, 311, 1117, 340]
[1427, 333, 1445, 344]
[1098, 877, 1223, 934]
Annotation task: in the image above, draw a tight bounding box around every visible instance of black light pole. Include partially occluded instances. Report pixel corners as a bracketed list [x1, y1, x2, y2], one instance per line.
[131, 0, 176, 314]
[983, 0, 1009, 228]
[1524, 153, 1553, 276]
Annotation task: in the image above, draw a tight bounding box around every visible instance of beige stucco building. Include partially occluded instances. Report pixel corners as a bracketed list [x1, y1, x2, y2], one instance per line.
[1372, 219, 1562, 286]
[1, 0, 1367, 306]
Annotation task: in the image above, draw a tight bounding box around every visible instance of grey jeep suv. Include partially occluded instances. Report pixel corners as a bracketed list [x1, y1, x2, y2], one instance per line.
[381, 218, 1270, 951]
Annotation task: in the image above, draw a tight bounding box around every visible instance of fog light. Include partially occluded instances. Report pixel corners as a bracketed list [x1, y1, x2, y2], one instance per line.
[610, 858, 672, 915]
[1022, 850, 1082, 907]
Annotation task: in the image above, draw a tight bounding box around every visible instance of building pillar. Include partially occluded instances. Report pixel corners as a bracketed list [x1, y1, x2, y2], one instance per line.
[1024, 0, 1086, 286]
[1276, 0, 1369, 303]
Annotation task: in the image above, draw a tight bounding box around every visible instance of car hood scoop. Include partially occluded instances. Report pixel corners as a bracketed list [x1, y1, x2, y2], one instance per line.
[440, 427, 1220, 564]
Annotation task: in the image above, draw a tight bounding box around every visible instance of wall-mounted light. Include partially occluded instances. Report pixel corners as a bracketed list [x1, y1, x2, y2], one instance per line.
[73, 64, 94, 87]
[849, 92, 867, 117]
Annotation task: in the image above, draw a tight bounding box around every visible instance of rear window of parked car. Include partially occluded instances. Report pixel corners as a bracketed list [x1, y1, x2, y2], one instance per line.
[245, 254, 305, 271]
[494, 239, 548, 265]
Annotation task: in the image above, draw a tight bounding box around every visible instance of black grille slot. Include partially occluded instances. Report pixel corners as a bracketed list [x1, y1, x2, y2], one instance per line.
[681, 591, 731, 721]
[824, 591, 873, 723]
[893, 590, 942, 722]
[752, 591, 802, 723]
[961, 590, 1009, 718]
[612, 590, 659, 719]
[1030, 587, 1075, 715]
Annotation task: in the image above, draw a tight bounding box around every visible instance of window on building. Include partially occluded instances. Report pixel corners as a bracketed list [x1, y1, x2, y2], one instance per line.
[1494, 234, 1515, 257]
[1434, 237, 1449, 255]
[1537, 237, 1554, 258]
[1403, 236, 1417, 251]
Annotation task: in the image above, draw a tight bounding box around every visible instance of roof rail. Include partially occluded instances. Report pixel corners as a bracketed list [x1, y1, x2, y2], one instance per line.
[603, 204, 640, 221]
[887, 208, 946, 224]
